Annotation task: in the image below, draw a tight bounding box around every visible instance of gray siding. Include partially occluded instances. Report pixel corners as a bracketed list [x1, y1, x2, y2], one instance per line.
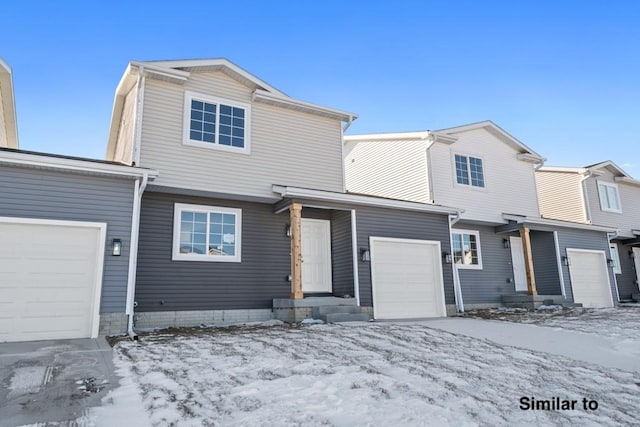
[136, 192, 291, 311]
[356, 207, 453, 307]
[0, 165, 135, 313]
[454, 224, 519, 305]
[331, 210, 354, 298]
[614, 242, 639, 300]
[555, 228, 618, 303]
[530, 231, 562, 295]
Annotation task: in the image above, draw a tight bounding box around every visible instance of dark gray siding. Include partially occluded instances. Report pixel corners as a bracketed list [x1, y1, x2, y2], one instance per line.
[136, 192, 291, 311]
[0, 165, 135, 313]
[331, 210, 354, 298]
[454, 224, 519, 305]
[356, 207, 453, 307]
[614, 242, 638, 300]
[556, 228, 617, 303]
[530, 231, 562, 295]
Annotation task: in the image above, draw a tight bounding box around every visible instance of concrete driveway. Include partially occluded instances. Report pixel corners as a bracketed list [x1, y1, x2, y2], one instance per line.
[0, 338, 117, 427]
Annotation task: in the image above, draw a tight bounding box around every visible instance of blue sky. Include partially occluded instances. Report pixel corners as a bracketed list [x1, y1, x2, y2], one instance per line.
[3, 1, 639, 174]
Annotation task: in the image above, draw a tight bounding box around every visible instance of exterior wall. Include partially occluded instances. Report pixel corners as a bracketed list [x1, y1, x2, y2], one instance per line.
[535, 170, 587, 223]
[585, 171, 640, 238]
[453, 224, 519, 305]
[529, 231, 562, 295]
[330, 210, 354, 298]
[139, 72, 345, 199]
[429, 128, 540, 222]
[136, 191, 291, 312]
[0, 93, 6, 147]
[355, 207, 453, 307]
[112, 85, 137, 165]
[0, 165, 135, 313]
[344, 139, 430, 203]
[614, 242, 639, 300]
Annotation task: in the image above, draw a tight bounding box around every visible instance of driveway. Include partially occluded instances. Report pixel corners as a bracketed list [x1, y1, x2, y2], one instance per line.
[0, 338, 117, 427]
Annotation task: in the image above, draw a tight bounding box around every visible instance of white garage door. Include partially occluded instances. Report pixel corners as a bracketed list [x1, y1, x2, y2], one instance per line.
[0, 218, 106, 342]
[567, 248, 614, 308]
[370, 237, 446, 319]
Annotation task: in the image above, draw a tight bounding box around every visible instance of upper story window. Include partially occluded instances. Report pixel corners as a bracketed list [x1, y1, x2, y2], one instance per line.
[451, 229, 483, 269]
[597, 181, 622, 213]
[172, 203, 242, 262]
[183, 91, 251, 154]
[455, 154, 485, 188]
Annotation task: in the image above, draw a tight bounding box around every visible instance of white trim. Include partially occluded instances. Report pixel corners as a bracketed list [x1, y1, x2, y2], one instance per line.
[448, 214, 464, 313]
[452, 152, 486, 190]
[0, 216, 107, 339]
[350, 209, 360, 306]
[597, 180, 622, 213]
[369, 236, 447, 319]
[609, 242, 622, 275]
[553, 231, 567, 298]
[451, 228, 483, 270]
[253, 89, 357, 122]
[501, 213, 616, 233]
[132, 68, 146, 166]
[0, 58, 19, 149]
[183, 91, 251, 155]
[566, 248, 615, 307]
[538, 166, 587, 174]
[172, 203, 242, 262]
[344, 131, 432, 142]
[633, 248, 640, 291]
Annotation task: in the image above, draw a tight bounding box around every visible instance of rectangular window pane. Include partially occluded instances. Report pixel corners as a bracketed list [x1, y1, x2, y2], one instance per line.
[219, 135, 232, 146]
[607, 186, 620, 210]
[452, 234, 463, 264]
[469, 157, 485, 188]
[219, 114, 232, 125]
[231, 137, 244, 148]
[232, 107, 244, 118]
[598, 184, 609, 209]
[219, 104, 232, 115]
[191, 100, 204, 111]
[455, 155, 469, 185]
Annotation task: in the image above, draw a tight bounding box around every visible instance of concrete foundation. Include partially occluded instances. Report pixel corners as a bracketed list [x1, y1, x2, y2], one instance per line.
[134, 309, 274, 330]
[99, 312, 128, 337]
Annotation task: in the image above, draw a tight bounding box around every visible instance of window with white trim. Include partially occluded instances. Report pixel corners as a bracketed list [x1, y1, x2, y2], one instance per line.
[451, 229, 483, 269]
[455, 154, 485, 188]
[183, 91, 250, 153]
[609, 242, 622, 274]
[597, 181, 622, 213]
[172, 203, 242, 262]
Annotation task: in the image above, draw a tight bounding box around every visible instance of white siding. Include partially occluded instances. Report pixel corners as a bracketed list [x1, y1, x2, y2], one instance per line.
[0, 91, 6, 147]
[430, 128, 540, 223]
[344, 139, 430, 203]
[585, 171, 640, 238]
[113, 85, 137, 165]
[535, 170, 587, 223]
[138, 72, 344, 198]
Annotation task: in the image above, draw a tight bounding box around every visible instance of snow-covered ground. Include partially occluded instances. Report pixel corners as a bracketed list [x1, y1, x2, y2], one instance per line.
[466, 306, 640, 341]
[99, 322, 640, 426]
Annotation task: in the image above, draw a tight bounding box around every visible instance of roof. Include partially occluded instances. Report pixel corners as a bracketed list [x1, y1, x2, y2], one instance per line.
[107, 58, 357, 160]
[0, 58, 19, 149]
[500, 213, 617, 233]
[539, 160, 640, 187]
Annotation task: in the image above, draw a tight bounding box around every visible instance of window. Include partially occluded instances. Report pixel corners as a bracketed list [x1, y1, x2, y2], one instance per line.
[609, 243, 622, 274]
[455, 154, 485, 188]
[597, 181, 622, 213]
[183, 91, 250, 153]
[451, 230, 482, 269]
[172, 203, 242, 262]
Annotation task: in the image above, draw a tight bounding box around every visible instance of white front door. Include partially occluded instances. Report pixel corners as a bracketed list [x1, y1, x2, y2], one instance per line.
[301, 218, 332, 293]
[510, 236, 528, 292]
[633, 248, 640, 287]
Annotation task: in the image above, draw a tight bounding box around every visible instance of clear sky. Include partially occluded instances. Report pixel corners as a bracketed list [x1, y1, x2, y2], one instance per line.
[3, 1, 639, 175]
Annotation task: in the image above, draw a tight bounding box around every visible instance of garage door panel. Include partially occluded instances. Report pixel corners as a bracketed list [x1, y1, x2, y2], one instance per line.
[567, 249, 613, 308]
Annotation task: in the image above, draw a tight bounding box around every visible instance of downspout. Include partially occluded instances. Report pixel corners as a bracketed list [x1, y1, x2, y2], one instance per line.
[126, 172, 149, 339]
[448, 211, 464, 314]
[606, 231, 621, 303]
[342, 115, 354, 132]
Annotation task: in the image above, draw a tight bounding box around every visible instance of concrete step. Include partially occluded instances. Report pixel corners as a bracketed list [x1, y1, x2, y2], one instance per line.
[312, 305, 363, 318]
[324, 312, 372, 323]
[561, 302, 583, 308]
[632, 294, 640, 302]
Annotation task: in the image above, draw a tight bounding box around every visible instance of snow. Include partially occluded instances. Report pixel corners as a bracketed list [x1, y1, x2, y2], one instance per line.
[8, 366, 46, 397]
[96, 322, 640, 426]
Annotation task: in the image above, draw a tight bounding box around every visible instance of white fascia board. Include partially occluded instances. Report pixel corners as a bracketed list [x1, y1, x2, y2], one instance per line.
[517, 153, 546, 163]
[272, 185, 460, 215]
[344, 131, 431, 142]
[615, 176, 640, 187]
[106, 65, 139, 160]
[130, 61, 190, 82]
[537, 166, 587, 174]
[502, 213, 616, 233]
[0, 150, 159, 179]
[0, 57, 19, 149]
[253, 89, 357, 123]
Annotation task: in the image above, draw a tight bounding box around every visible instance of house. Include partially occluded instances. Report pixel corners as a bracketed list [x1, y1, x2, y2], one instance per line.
[0, 58, 19, 149]
[345, 121, 618, 309]
[105, 58, 463, 328]
[537, 161, 640, 301]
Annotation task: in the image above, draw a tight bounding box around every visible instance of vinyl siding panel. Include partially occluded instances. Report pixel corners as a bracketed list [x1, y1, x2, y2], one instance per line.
[113, 85, 137, 165]
[454, 224, 520, 305]
[585, 172, 640, 238]
[430, 128, 540, 222]
[139, 72, 344, 199]
[136, 192, 292, 311]
[535, 171, 587, 223]
[0, 165, 135, 313]
[0, 93, 6, 147]
[344, 139, 430, 203]
[355, 208, 453, 307]
[331, 210, 354, 298]
[614, 242, 639, 300]
[529, 231, 562, 295]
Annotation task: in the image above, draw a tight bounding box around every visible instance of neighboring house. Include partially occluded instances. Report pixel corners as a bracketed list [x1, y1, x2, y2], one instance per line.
[0, 58, 19, 148]
[537, 161, 640, 301]
[106, 58, 462, 328]
[345, 121, 618, 309]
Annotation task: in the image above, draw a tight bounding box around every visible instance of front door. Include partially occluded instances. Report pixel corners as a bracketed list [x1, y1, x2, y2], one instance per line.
[510, 236, 528, 292]
[301, 218, 332, 293]
[633, 248, 640, 289]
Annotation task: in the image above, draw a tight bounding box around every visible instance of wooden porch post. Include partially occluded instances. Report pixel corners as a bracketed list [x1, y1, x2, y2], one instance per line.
[520, 227, 538, 295]
[290, 203, 303, 299]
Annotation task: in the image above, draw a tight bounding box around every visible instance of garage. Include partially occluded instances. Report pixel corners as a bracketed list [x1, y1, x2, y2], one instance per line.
[0, 217, 106, 342]
[370, 237, 446, 319]
[567, 248, 614, 308]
